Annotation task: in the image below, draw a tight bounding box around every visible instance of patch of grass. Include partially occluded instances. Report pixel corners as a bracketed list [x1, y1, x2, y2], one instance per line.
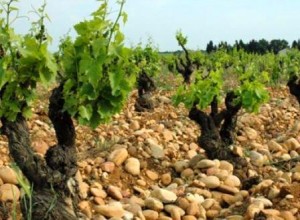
[78, 137, 119, 161]
[11, 163, 33, 220]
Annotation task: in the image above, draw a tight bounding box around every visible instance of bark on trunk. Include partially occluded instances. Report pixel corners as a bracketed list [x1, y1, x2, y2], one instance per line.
[175, 57, 193, 84]
[135, 71, 156, 112]
[1, 85, 79, 220]
[287, 75, 300, 104]
[189, 93, 246, 167]
[175, 43, 194, 84]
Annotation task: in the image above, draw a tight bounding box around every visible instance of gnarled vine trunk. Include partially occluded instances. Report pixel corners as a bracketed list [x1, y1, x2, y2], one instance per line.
[287, 75, 300, 104]
[135, 71, 156, 112]
[189, 93, 246, 167]
[1, 85, 79, 220]
[175, 43, 194, 84]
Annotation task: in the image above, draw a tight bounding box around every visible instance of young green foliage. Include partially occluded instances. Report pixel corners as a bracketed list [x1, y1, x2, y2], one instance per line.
[173, 50, 269, 113]
[175, 30, 187, 47]
[131, 40, 161, 77]
[58, 0, 138, 128]
[0, 0, 57, 121]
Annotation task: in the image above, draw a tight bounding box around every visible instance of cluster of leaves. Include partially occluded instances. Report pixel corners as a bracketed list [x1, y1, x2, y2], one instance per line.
[58, 0, 138, 128]
[279, 49, 300, 78]
[175, 30, 187, 47]
[131, 40, 161, 77]
[173, 49, 270, 113]
[0, 0, 57, 121]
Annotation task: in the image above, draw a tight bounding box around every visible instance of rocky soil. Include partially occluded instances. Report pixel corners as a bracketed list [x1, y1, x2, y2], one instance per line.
[0, 86, 300, 220]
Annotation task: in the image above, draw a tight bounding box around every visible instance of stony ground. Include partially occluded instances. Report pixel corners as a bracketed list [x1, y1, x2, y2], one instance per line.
[0, 85, 300, 220]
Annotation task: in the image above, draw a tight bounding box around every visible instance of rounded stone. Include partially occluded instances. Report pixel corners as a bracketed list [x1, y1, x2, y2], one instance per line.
[124, 157, 140, 175]
[0, 184, 20, 202]
[200, 176, 221, 189]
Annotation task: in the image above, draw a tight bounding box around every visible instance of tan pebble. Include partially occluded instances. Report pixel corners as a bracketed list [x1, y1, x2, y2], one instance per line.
[206, 167, 219, 176]
[94, 204, 125, 218]
[284, 138, 300, 151]
[181, 168, 194, 179]
[214, 169, 229, 180]
[201, 199, 215, 210]
[189, 143, 198, 150]
[169, 112, 177, 119]
[200, 176, 220, 189]
[290, 208, 298, 215]
[281, 172, 292, 183]
[107, 185, 123, 200]
[0, 166, 18, 184]
[32, 140, 49, 155]
[193, 188, 212, 198]
[174, 160, 189, 173]
[186, 202, 200, 216]
[268, 140, 283, 152]
[224, 175, 241, 188]
[176, 197, 190, 211]
[219, 161, 234, 173]
[151, 188, 177, 203]
[78, 201, 92, 218]
[78, 182, 89, 199]
[196, 159, 216, 169]
[232, 146, 244, 157]
[0, 184, 20, 202]
[90, 188, 107, 198]
[211, 191, 223, 202]
[146, 170, 159, 181]
[217, 185, 239, 194]
[206, 209, 219, 218]
[226, 215, 244, 220]
[262, 209, 281, 216]
[108, 148, 128, 166]
[100, 162, 115, 173]
[144, 197, 164, 212]
[158, 216, 172, 220]
[244, 127, 258, 140]
[285, 194, 294, 199]
[163, 130, 173, 142]
[253, 197, 273, 207]
[137, 179, 147, 186]
[222, 194, 236, 205]
[182, 216, 197, 220]
[253, 179, 273, 192]
[187, 150, 197, 159]
[246, 204, 262, 219]
[84, 165, 92, 174]
[164, 205, 185, 216]
[239, 190, 249, 198]
[142, 210, 159, 220]
[130, 120, 140, 130]
[124, 157, 140, 175]
[236, 135, 247, 143]
[280, 211, 297, 220]
[170, 208, 182, 220]
[292, 172, 300, 181]
[94, 197, 105, 205]
[78, 201, 89, 211]
[161, 173, 172, 186]
[250, 151, 265, 167]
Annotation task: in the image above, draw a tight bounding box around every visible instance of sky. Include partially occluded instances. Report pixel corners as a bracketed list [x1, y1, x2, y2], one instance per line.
[10, 0, 300, 51]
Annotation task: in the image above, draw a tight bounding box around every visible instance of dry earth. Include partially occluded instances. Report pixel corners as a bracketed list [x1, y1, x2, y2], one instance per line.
[0, 85, 300, 220]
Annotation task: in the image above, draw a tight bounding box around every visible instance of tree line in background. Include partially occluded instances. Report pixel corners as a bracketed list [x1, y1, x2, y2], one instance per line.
[206, 38, 300, 55]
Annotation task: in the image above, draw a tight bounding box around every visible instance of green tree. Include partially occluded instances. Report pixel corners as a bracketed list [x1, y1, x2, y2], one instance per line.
[206, 40, 216, 53]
